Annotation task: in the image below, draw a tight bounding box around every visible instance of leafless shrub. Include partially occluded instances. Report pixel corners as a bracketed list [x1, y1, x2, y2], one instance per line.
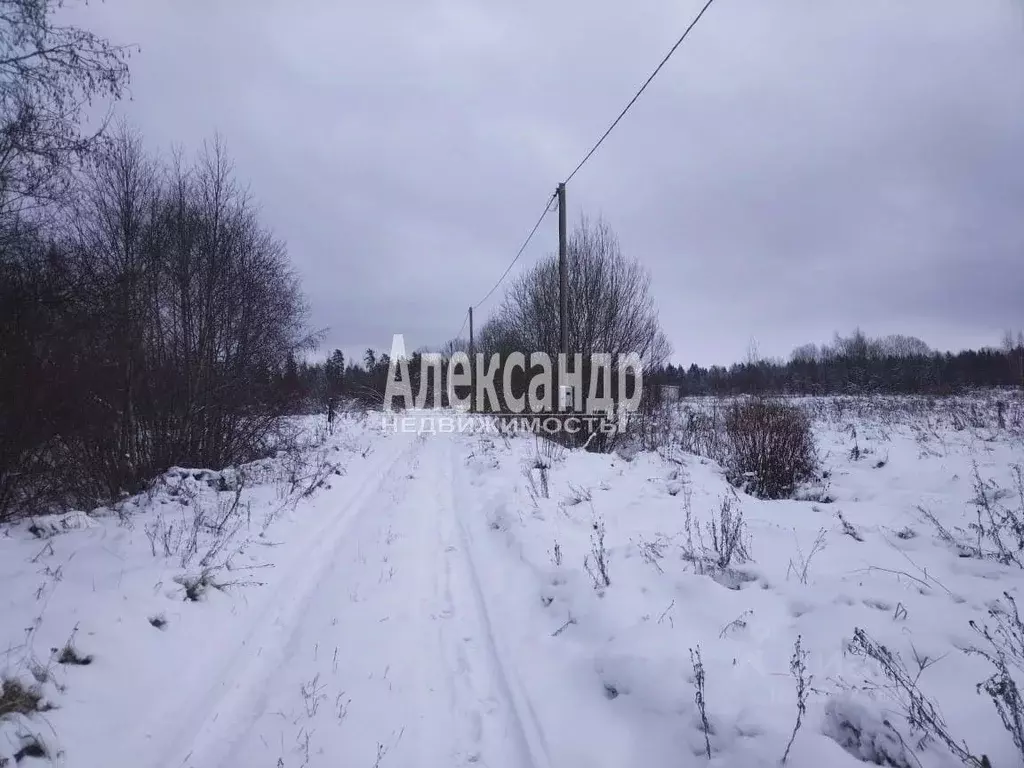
[836, 509, 864, 542]
[26, 658, 51, 687]
[823, 693, 915, 768]
[916, 505, 965, 553]
[584, 514, 610, 589]
[372, 741, 391, 768]
[968, 463, 1024, 567]
[635, 534, 669, 574]
[677, 404, 728, 463]
[197, 517, 248, 571]
[631, 395, 677, 451]
[718, 609, 752, 639]
[299, 449, 341, 499]
[847, 628, 988, 767]
[787, 527, 827, 585]
[142, 484, 250, 571]
[782, 634, 811, 764]
[920, 464, 1024, 567]
[335, 691, 351, 723]
[535, 435, 566, 468]
[707, 494, 750, 570]
[968, 592, 1024, 762]
[268, 440, 344, 526]
[679, 485, 706, 575]
[209, 473, 248, 535]
[277, 441, 310, 498]
[522, 464, 547, 503]
[300, 673, 328, 719]
[53, 626, 92, 666]
[849, 425, 863, 461]
[175, 568, 227, 602]
[689, 646, 712, 759]
[724, 399, 817, 499]
[564, 483, 592, 506]
[144, 514, 176, 558]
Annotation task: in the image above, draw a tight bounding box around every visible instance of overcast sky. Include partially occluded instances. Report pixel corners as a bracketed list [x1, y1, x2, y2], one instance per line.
[69, 0, 1024, 366]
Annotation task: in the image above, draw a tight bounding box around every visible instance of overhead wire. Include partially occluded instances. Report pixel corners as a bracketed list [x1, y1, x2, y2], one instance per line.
[470, 191, 557, 312]
[451, 0, 717, 340]
[451, 192, 555, 341]
[563, 0, 716, 185]
[453, 312, 469, 344]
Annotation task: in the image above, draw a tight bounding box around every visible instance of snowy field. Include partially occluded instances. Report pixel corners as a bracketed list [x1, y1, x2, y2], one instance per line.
[2, 395, 1024, 768]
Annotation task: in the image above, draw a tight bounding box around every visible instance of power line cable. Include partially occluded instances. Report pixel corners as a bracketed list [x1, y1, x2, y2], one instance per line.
[451, 0, 716, 341]
[471, 191, 557, 311]
[454, 312, 469, 342]
[449, 193, 554, 342]
[563, 0, 716, 185]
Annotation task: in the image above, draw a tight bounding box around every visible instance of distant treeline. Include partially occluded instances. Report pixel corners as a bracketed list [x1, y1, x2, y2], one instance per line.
[655, 330, 1024, 396]
[279, 349, 395, 411]
[294, 330, 1024, 413]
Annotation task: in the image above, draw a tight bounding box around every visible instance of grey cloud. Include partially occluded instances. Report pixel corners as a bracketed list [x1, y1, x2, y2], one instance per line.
[68, 0, 1024, 365]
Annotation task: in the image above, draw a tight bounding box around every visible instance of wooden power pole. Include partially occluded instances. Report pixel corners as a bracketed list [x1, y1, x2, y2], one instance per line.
[557, 183, 568, 410]
[468, 306, 474, 411]
[558, 183, 567, 358]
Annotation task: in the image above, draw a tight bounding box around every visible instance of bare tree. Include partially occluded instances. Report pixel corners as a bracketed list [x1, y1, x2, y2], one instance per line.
[790, 343, 820, 364]
[0, 0, 132, 212]
[1, 128, 318, 519]
[0, 7, 318, 520]
[70, 123, 161, 492]
[476, 216, 669, 440]
[490, 215, 671, 370]
[141, 136, 316, 471]
[879, 334, 931, 358]
[1004, 330, 1024, 389]
[0, 220, 73, 518]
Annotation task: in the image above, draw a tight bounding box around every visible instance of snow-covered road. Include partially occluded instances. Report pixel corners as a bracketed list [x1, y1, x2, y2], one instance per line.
[6, 401, 1024, 768]
[150, 431, 545, 768]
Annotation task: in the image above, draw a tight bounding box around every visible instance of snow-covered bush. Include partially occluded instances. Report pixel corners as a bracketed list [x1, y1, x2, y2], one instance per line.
[919, 463, 1024, 568]
[969, 593, 1024, 762]
[676, 404, 728, 463]
[845, 627, 1006, 768]
[724, 399, 818, 499]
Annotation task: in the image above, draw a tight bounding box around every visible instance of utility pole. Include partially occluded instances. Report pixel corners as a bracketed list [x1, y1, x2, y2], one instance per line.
[557, 183, 568, 411]
[558, 183, 567, 358]
[468, 306, 474, 412]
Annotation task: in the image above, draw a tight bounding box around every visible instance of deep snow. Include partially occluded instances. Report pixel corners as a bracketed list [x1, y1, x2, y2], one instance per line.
[2, 397, 1024, 768]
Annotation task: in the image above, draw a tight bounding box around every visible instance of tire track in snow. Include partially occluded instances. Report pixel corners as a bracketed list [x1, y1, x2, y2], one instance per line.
[211, 431, 536, 768]
[440, 434, 553, 768]
[137, 430, 548, 768]
[409, 433, 530, 768]
[139, 431, 422, 768]
[418, 437, 498, 767]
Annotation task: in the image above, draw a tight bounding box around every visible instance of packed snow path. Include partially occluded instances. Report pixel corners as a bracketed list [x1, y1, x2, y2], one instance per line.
[143, 431, 547, 768]
[8, 400, 1024, 768]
